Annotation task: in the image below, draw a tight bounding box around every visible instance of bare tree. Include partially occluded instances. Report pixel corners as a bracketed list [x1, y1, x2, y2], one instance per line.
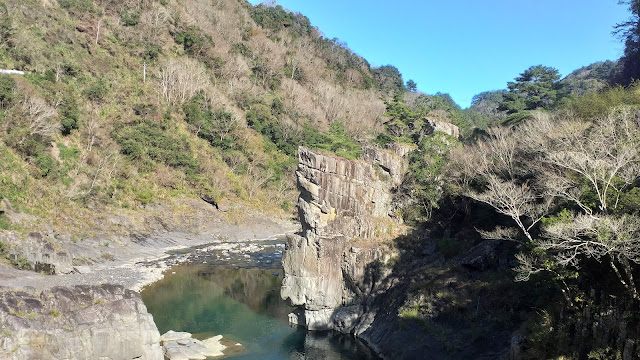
[140, 4, 169, 42]
[157, 57, 210, 105]
[245, 163, 272, 200]
[22, 94, 59, 138]
[535, 108, 640, 214]
[453, 126, 552, 242]
[542, 214, 640, 299]
[452, 106, 640, 299]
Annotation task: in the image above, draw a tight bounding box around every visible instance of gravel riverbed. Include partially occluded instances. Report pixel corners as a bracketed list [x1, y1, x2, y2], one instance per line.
[0, 217, 297, 292]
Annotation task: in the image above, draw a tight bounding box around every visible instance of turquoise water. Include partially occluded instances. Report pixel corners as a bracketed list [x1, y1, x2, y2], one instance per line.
[141, 263, 379, 359]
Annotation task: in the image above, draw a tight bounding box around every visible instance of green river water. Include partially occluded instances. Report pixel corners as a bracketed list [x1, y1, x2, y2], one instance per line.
[141, 262, 380, 359]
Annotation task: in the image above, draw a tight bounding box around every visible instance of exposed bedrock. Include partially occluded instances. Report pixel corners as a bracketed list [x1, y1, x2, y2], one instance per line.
[0, 231, 73, 275]
[281, 145, 411, 333]
[0, 284, 162, 360]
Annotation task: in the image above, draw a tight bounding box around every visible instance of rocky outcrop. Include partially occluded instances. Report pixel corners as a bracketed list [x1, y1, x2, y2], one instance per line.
[281, 145, 410, 333]
[427, 118, 460, 138]
[1, 231, 73, 274]
[0, 284, 162, 360]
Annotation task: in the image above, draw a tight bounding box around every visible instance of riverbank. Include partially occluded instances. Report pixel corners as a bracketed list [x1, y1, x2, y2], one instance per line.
[0, 197, 298, 292]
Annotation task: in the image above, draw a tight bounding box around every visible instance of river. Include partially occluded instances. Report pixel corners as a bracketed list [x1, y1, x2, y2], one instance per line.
[140, 241, 380, 359]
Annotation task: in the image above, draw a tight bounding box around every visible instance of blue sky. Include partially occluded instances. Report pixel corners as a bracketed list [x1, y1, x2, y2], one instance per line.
[248, 1, 629, 108]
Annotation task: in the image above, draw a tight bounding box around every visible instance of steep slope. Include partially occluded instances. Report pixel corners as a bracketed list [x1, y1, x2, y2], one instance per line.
[0, 0, 402, 222]
[0, 0, 417, 269]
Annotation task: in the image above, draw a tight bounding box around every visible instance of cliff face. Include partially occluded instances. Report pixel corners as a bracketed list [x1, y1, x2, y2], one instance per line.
[281, 145, 410, 333]
[0, 285, 162, 360]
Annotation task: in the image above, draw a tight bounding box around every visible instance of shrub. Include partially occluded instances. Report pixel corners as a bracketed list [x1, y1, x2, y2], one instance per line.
[144, 43, 162, 60]
[0, 74, 15, 108]
[173, 25, 214, 56]
[114, 120, 199, 174]
[11, 256, 30, 270]
[246, 103, 298, 156]
[121, 8, 141, 26]
[60, 92, 80, 135]
[280, 200, 292, 212]
[35, 154, 55, 177]
[61, 117, 77, 134]
[0, 2, 11, 46]
[230, 43, 252, 58]
[135, 189, 153, 204]
[400, 132, 459, 222]
[251, 4, 313, 37]
[304, 122, 362, 160]
[57, 143, 80, 161]
[183, 94, 238, 150]
[563, 84, 640, 120]
[83, 79, 109, 102]
[58, 0, 94, 12]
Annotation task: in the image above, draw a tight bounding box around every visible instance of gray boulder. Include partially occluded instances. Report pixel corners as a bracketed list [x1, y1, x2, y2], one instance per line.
[0, 285, 163, 360]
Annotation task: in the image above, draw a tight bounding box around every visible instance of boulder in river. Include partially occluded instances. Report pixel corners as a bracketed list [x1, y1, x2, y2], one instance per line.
[160, 331, 228, 359]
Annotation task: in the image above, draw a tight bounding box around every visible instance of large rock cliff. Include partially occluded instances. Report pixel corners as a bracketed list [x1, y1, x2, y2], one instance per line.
[281, 145, 411, 333]
[0, 285, 162, 360]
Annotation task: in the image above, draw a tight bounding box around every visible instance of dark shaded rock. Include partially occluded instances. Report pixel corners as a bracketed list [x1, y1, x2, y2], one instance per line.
[458, 240, 501, 271]
[510, 335, 525, 360]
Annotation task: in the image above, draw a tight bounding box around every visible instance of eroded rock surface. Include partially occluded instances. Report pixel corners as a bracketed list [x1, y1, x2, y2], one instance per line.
[0, 284, 162, 360]
[160, 331, 228, 360]
[281, 146, 409, 333]
[1, 231, 73, 274]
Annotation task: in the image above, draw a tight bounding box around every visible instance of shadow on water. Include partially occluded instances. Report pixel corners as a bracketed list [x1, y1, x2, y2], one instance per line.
[141, 263, 379, 360]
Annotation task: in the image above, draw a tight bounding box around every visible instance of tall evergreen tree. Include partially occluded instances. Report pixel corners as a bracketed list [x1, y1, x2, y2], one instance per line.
[614, 0, 640, 85]
[406, 79, 417, 92]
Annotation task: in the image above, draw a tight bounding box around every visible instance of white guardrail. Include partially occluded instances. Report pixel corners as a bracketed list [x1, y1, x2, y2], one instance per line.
[0, 69, 24, 75]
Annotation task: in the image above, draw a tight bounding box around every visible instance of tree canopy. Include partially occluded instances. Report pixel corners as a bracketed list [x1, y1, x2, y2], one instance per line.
[499, 65, 561, 113]
[614, 0, 640, 85]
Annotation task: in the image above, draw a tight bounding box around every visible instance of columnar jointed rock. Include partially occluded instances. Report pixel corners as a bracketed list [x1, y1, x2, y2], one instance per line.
[281, 146, 409, 333]
[294, 146, 409, 238]
[0, 285, 163, 360]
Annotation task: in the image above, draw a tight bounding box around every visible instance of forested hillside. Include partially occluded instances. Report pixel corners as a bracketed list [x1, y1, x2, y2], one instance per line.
[0, 0, 422, 227]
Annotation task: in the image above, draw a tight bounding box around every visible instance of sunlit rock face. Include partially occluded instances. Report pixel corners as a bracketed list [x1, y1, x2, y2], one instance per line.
[281, 145, 410, 333]
[0, 285, 162, 360]
[426, 118, 460, 138]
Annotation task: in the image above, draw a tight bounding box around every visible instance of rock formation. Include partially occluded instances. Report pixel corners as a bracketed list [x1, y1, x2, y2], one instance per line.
[0, 231, 73, 274]
[281, 145, 411, 333]
[426, 118, 460, 138]
[160, 331, 228, 360]
[0, 284, 162, 360]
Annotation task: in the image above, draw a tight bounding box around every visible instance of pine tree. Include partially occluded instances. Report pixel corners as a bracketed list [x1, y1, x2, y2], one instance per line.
[499, 65, 561, 113]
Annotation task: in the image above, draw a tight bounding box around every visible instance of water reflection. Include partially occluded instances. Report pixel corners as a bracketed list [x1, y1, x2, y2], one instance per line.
[141, 263, 379, 360]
